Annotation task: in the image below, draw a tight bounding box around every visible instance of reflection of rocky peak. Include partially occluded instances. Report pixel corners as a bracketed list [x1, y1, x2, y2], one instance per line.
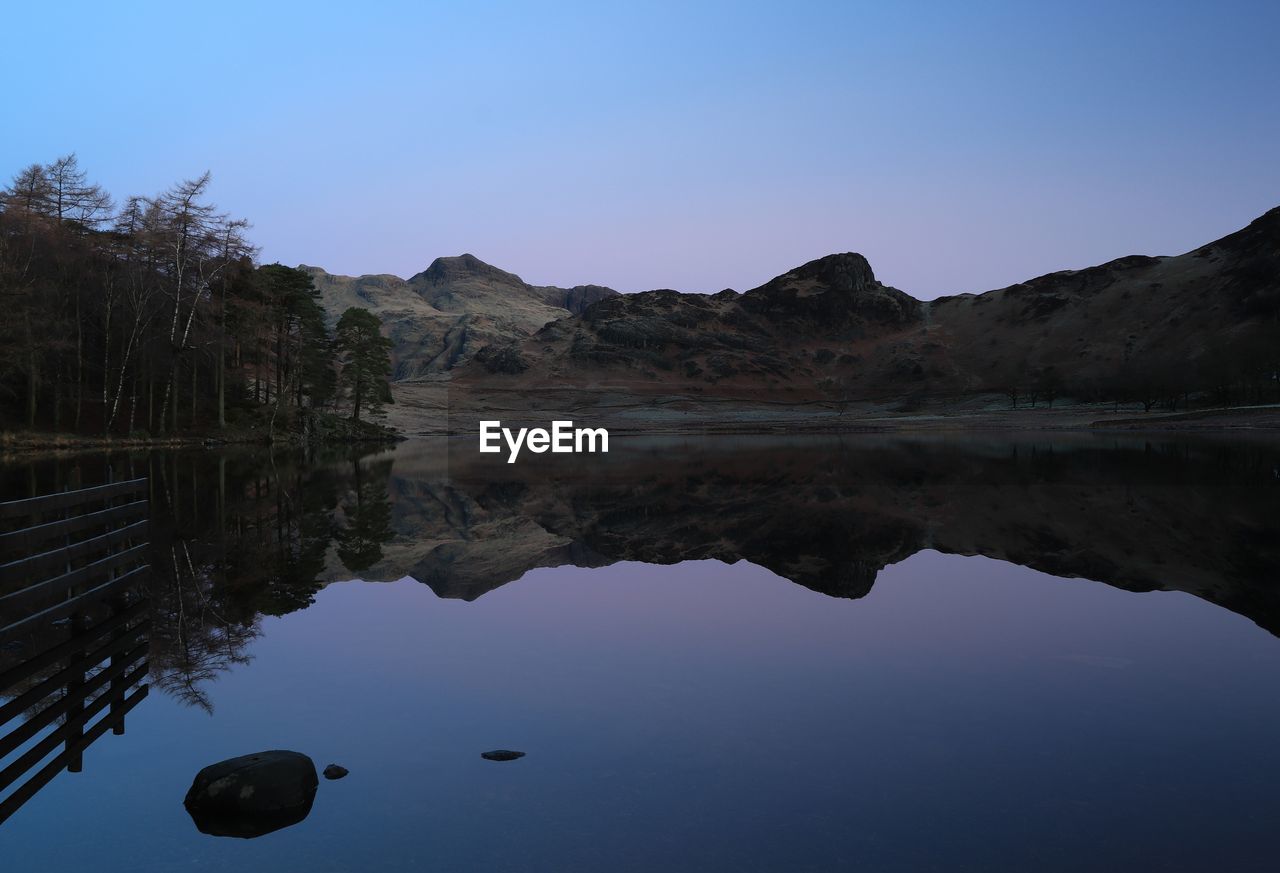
[346, 438, 1280, 637]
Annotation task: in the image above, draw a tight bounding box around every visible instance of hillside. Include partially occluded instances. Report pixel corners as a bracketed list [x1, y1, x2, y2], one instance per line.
[447, 208, 1280, 419]
[933, 206, 1280, 400]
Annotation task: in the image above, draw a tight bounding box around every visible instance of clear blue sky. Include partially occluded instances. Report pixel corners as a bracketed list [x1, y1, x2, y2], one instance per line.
[3, 0, 1277, 297]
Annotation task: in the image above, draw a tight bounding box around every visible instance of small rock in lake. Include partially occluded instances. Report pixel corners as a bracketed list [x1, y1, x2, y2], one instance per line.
[323, 764, 349, 780]
[481, 750, 526, 762]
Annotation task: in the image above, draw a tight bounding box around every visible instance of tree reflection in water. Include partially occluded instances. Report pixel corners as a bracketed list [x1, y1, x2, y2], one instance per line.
[1, 447, 397, 714]
[145, 449, 396, 711]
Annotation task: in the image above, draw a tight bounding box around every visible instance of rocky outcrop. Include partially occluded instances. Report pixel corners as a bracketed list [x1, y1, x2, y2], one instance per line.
[534, 283, 617, 315]
[739, 253, 922, 336]
[481, 750, 526, 761]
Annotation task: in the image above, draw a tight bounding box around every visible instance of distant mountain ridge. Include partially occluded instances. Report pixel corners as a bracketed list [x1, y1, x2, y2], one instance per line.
[310, 208, 1278, 414]
[450, 207, 1280, 408]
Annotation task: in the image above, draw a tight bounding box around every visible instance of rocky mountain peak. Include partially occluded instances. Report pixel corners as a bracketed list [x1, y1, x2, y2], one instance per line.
[774, 252, 877, 293]
[414, 253, 524, 288]
[737, 251, 919, 329]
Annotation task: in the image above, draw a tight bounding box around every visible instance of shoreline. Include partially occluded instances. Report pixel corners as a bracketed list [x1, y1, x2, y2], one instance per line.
[419, 407, 1280, 438]
[5, 404, 1277, 455]
[386, 380, 1280, 437]
[0, 430, 402, 458]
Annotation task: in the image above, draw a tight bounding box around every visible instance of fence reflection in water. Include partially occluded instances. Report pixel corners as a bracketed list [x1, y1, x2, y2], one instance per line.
[0, 477, 151, 826]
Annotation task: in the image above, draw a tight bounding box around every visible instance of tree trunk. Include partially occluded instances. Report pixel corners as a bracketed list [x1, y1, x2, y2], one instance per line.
[169, 359, 179, 433]
[218, 282, 227, 429]
[128, 373, 138, 434]
[53, 367, 62, 431]
[218, 455, 226, 539]
[276, 325, 284, 400]
[102, 289, 114, 434]
[26, 356, 37, 428]
[191, 354, 198, 428]
[75, 296, 84, 431]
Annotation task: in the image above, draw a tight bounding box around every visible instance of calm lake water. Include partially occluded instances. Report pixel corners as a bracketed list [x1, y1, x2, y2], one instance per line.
[1, 435, 1278, 872]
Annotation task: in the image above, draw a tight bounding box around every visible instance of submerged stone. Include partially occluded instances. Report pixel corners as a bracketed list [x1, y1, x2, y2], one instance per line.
[323, 764, 349, 780]
[481, 750, 526, 761]
[183, 750, 318, 838]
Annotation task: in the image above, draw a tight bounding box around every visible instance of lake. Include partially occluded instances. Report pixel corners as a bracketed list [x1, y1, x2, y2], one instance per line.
[1, 435, 1278, 872]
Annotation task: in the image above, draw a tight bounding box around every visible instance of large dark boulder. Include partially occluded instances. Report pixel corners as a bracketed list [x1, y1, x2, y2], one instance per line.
[183, 750, 318, 838]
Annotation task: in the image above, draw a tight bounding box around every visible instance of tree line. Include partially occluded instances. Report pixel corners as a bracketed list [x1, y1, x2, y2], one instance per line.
[0, 155, 392, 437]
[991, 326, 1279, 413]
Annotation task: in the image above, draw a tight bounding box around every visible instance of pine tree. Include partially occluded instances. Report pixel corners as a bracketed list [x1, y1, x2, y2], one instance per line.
[333, 307, 392, 423]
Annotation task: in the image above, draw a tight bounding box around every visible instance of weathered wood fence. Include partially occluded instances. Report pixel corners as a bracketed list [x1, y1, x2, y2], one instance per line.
[0, 478, 151, 826]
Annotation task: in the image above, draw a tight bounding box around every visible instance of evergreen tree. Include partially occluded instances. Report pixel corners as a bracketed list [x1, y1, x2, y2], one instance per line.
[254, 264, 332, 411]
[333, 307, 392, 423]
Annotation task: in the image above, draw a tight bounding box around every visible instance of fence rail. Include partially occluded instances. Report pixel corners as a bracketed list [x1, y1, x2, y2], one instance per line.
[0, 476, 151, 826]
[0, 478, 148, 520]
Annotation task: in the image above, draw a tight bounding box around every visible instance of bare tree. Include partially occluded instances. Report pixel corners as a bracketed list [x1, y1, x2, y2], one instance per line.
[45, 153, 112, 227]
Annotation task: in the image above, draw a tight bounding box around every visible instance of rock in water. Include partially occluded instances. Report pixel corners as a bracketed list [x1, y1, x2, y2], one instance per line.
[183, 750, 318, 838]
[323, 764, 349, 780]
[481, 750, 526, 761]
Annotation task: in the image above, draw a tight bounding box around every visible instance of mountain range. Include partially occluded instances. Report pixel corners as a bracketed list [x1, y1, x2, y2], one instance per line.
[310, 208, 1279, 428]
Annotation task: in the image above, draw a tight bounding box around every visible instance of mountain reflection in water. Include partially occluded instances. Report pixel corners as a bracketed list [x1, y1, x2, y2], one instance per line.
[0, 434, 1277, 871]
[392, 436, 1279, 631]
[4, 435, 1278, 707]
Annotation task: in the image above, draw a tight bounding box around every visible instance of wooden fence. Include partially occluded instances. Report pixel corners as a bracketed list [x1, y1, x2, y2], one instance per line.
[0, 478, 151, 826]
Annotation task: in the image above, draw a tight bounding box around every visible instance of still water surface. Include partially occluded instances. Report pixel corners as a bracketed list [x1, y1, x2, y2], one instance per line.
[1, 436, 1277, 872]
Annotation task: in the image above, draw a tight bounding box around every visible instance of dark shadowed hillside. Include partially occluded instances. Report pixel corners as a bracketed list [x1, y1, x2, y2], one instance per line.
[445, 208, 1279, 418]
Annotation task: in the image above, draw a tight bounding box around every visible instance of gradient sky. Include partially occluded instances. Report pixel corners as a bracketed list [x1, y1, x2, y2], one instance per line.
[3, 1, 1278, 298]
